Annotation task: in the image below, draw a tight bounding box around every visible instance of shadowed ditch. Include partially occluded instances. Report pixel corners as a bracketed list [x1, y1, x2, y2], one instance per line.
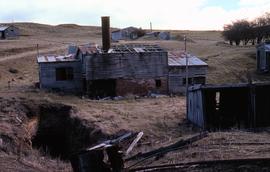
[32, 103, 107, 161]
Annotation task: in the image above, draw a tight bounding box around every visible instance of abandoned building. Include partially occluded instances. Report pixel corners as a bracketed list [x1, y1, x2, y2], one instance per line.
[188, 83, 270, 130]
[168, 52, 207, 93]
[256, 41, 270, 72]
[0, 25, 19, 39]
[144, 31, 171, 40]
[111, 27, 140, 41]
[37, 17, 207, 97]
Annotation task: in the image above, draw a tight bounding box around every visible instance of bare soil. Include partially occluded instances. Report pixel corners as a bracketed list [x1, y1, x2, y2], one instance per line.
[1, 23, 270, 171]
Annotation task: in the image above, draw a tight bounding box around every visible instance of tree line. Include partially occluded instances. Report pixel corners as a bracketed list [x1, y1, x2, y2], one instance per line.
[222, 12, 270, 45]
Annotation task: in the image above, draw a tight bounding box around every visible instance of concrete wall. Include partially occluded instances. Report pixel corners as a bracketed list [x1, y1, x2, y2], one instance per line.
[85, 52, 168, 80]
[39, 61, 83, 93]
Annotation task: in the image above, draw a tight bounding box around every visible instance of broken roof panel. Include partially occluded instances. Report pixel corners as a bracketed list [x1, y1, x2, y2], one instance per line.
[37, 54, 78, 63]
[78, 43, 101, 55]
[168, 52, 208, 67]
[110, 44, 166, 53]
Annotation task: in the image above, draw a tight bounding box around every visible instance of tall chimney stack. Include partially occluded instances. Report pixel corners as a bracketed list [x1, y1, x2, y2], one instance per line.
[101, 16, 111, 52]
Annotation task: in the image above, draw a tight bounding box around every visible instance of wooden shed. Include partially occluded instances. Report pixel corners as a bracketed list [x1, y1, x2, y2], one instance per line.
[37, 54, 83, 93]
[168, 52, 208, 94]
[0, 25, 19, 39]
[256, 41, 270, 72]
[188, 83, 270, 130]
[77, 44, 168, 97]
[111, 27, 139, 41]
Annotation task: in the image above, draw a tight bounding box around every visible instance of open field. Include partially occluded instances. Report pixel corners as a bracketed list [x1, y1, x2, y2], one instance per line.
[1, 23, 270, 171]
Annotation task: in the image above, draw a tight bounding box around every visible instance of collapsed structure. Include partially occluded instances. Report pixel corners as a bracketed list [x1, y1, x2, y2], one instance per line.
[188, 83, 270, 130]
[37, 17, 207, 97]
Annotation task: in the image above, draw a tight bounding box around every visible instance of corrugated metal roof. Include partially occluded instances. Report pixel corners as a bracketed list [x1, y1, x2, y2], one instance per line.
[0, 26, 9, 31]
[78, 44, 100, 54]
[110, 44, 165, 53]
[168, 52, 208, 67]
[37, 54, 78, 63]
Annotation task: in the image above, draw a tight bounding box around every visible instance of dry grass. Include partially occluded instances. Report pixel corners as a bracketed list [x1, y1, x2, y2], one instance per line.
[1, 22, 270, 171]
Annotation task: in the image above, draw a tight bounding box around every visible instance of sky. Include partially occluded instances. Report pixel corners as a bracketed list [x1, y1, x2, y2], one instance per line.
[1, 0, 270, 30]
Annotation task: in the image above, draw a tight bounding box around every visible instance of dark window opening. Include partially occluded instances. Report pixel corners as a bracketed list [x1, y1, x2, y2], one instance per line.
[193, 77, 206, 84]
[266, 52, 270, 69]
[88, 79, 116, 98]
[215, 91, 220, 110]
[56, 67, 74, 81]
[155, 79, 162, 88]
[257, 50, 261, 70]
[183, 78, 192, 85]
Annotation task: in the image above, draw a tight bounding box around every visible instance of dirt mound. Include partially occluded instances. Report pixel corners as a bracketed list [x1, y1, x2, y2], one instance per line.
[0, 97, 109, 171]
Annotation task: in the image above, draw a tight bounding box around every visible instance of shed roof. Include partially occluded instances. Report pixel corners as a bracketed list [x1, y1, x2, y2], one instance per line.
[37, 54, 78, 63]
[257, 42, 270, 51]
[168, 52, 208, 67]
[189, 82, 270, 91]
[109, 44, 166, 53]
[112, 26, 138, 33]
[0, 26, 9, 31]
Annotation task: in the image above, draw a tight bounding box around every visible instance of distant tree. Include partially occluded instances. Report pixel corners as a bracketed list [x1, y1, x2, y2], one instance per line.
[222, 20, 251, 45]
[222, 24, 234, 45]
[222, 12, 270, 45]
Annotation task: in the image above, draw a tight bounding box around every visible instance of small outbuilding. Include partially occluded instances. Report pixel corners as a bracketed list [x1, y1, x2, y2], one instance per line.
[0, 25, 19, 39]
[168, 52, 208, 94]
[188, 83, 270, 130]
[37, 54, 83, 93]
[256, 41, 270, 72]
[111, 27, 140, 41]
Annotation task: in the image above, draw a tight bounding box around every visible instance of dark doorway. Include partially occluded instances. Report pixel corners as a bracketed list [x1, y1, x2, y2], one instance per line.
[55, 67, 74, 81]
[88, 79, 116, 98]
[1, 31, 5, 39]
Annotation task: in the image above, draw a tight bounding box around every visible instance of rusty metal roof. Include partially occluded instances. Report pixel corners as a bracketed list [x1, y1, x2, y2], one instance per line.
[110, 44, 165, 53]
[168, 52, 208, 67]
[37, 54, 78, 63]
[78, 44, 100, 54]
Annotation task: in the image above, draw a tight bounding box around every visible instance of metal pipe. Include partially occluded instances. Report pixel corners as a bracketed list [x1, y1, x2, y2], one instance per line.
[184, 35, 189, 119]
[101, 16, 111, 52]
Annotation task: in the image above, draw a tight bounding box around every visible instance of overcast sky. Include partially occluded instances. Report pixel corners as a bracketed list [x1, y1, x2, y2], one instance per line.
[1, 0, 270, 30]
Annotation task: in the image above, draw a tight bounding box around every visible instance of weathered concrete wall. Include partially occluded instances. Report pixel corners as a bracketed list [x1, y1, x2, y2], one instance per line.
[39, 61, 83, 92]
[85, 52, 168, 80]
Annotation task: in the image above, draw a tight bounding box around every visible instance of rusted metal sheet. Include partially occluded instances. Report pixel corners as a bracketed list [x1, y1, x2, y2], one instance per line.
[37, 54, 78, 63]
[168, 52, 208, 67]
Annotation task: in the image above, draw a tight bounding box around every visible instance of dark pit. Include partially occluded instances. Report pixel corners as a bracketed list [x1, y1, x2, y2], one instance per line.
[32, 103, 107, 161]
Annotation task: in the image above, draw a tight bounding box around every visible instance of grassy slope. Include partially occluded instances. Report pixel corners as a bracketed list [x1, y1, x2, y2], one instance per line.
[1, 23, 270, 171]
